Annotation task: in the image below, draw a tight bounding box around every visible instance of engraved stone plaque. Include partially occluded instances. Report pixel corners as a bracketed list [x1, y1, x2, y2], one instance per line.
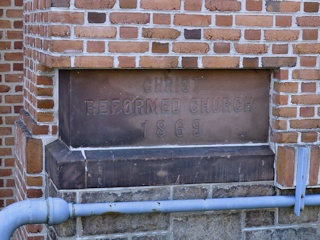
[59, 70, 270, 148]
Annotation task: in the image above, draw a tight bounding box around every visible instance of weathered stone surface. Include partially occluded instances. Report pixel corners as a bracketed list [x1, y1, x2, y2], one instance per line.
[172, 185, 209, 200]
[172, 212, 241, 239]
[245, 210, 275, 227]
[82, 214, 169, 235]
[132, 234, 168, 240]
[278, 206, 319, 224]
[246, 227, 320, 240]
[212, 183, 276, 198]
[80, 187, 170, 203]
[60, 69, 270, 148]
[53, 219, 76, 237]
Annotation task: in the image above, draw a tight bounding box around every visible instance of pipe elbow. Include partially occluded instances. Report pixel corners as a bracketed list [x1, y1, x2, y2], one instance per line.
[0, 198, 71, 239]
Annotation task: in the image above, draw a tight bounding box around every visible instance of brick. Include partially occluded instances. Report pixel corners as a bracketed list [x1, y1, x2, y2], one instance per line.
[214, 42, 230, 53]
[0, 85, 10, 92]
[0, 168, 12, 177]
[0, 42, 11, 50]
[292, 69, 320, 80]
[0, 20, 11, 28]
[109, 42, 148, 53]
[276, 146, 295, 187]
[26, 224, 43, 234]
[13, 21, 23, 29]
[0, 106, 11, 114]
[302, 29, 318, 40]
[273, 70, 289, 80]
[88, 12, 106, 23]
[246, 0, 262, 11]
[173, 42, 209, 53]
[267, 1, 300, 12]
[205, 0, 241, 11]
[26, 189, 43, 198]
[110, 13, 150, 24]
[174, 14, 211, 26]
[49, 40, 83, 53]
[297, 17, 320, 27]
[272, 94, 288, 105]
[182, 57, 198, 68]
[75, 26, 116, 38]
[152, 42, 169, 53]
[6, 31, 23, 39]
[87, 41, 105, 53]
[119, 0, 137, 8]
[5, 95, 23, 103]
[204, 29, 240, 40]
[141, 0, 181, 10]
[292, 95, 320, 105]
[272, 107, 296, 118]
[301, 83, 316, 93]
[51, 0, 70, 7]
[120, 27, 138, 38]
[301, 132, 317, 143]
[6, 9, 23, 18]
[118, 56, 135, 68]
[244, 30, 260, 40]
[262, 57, 296, 68]
[48, 25, 70, 37]
[300, 56, 317, 67]
[0, 64, 10, 72]
[4, 52, 23, 61]
[184, 29, 201, 39]
[215, 15, 232, 26]
[272, 44, 288, 54]
[0, 148, 12, 156]
[243, 58, 258, 68]
[236, 15, 272, 26]
[26, 137, 43, 174]
[140, 56, 178, 68]
[48, 12, 84, 24]
[37, 100, 54, 109]
[142, 28, 180, 39]
[273, 132, 298, 144]
[235, 44, 267, 54]
[0, 127, 12, 135]
[272, 119, 287, 130]
[36, 112, 54, 122]
[0, 189, 13, 198]
[185, 0, 202, 11]
[153, 14, 170, 25]
[309, 147, 320, 185]
[304, 2, 319, 12]
[74, 56, 113, 68]
[290, 119, 320, 129]
[75, 0, 115, 9]
[202, 57, 239, 68]
[46, 56, 71, 68]
[274, 82, 298, 93]
[264, 30, 299, 41]
[0, 0, 10, 6]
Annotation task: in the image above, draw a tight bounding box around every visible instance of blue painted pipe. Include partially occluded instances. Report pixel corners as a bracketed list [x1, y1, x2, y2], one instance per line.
[0, 198, 70, 240]
[2, 194, 320, 239]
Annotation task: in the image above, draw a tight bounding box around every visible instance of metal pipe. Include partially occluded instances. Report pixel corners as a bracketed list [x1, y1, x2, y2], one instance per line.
[2, 194, 320, 239]
[0, 198, 70, 239]
[71, 195, 296, 217]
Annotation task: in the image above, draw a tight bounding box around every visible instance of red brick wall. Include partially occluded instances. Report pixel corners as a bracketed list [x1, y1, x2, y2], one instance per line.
[0, 0, 23, 209]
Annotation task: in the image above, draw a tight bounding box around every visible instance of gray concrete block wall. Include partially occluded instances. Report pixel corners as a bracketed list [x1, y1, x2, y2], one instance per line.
[47, 180, 320, 239]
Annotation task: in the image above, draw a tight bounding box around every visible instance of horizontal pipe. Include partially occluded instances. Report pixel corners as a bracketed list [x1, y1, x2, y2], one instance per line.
[2, 194, 320, 239]
[71, 195, 297, 217]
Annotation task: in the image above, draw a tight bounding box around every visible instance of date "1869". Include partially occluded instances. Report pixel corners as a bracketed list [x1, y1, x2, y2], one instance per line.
[141, 119, 201, 138]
